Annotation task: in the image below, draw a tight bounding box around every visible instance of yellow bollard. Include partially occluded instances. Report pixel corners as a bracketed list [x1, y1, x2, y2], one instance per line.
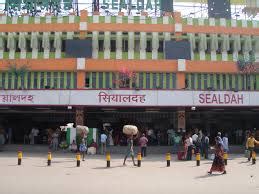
[196, 153, 201, 166]
[76, 152, 81, 167]
[47, 152, 52, 166]
[106, 152, 111, 168]
[223, 152, 228, 165]
[18, 151, 22, 165]
[252, 151, 256, 165]
[166, 153, 171, 167]
[137, 153, 142, 167]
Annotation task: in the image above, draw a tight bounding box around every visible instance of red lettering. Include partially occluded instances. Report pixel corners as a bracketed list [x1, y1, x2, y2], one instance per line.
[199, 94, 205, 104]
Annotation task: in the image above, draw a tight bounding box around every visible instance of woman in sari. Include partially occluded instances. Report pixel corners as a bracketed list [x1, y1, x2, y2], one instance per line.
[208, 137, 226, 175]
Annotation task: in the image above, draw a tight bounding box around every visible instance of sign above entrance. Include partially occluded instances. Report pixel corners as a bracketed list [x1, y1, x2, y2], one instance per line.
[0, 90, 258, 107]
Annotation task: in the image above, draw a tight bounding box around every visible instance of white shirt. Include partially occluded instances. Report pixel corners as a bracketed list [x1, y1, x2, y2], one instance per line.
[31, 128, 39, 136]
[222, 137, 229, 150]
[192, 134, 198, 142]
[186, 137, 193, 146]
[101, 134, 107, 143]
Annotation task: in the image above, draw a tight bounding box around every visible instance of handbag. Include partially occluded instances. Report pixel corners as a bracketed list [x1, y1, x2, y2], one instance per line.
[245, 149, 250, 158]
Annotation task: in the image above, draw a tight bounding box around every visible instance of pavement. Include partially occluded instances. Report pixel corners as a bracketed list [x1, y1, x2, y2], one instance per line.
[0, 152, 259, 194]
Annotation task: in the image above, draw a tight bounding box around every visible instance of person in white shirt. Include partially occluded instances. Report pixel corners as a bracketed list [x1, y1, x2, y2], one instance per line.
[186, 133, 193, 160]
[100, 133, 107, 155]
[222, 133, 229, 153]
[192, 133, 198, 144]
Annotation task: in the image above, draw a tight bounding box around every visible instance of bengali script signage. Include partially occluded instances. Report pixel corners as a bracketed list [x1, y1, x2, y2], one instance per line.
[98, 91, 146, 104]
[0, 90, 258, 107]
[0, 94, 34, 103]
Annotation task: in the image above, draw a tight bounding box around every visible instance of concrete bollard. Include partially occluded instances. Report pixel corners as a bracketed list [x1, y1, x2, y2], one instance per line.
[137, 153, 142, 167]
[196, 153, 200, 166]
[166, 153, 171, 167]
[106, 152, 111, 168]
[47, 152, 52, 166]
[76, 152, 81, 167]
[18, 151, 22, 165]
[223, 152, 228, 165]
[252, 151, 256, 165]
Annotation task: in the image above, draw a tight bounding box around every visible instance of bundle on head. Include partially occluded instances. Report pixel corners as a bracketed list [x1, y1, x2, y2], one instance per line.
[123, 125, 138, 135]
[76, 125, 89, 135]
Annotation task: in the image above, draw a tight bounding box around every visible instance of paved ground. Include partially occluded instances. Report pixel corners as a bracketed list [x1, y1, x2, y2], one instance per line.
[0, 152, 258, 194]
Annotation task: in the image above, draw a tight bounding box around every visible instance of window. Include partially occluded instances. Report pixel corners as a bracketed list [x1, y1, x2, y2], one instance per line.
[146, 73, 150, 89]
[60, 72, 64, 89]
[139, 73, 143, 88]
[85, 73, 90, 88]
[146, 40, 152, 52]
[105, 72, 110, 88]
[92, 72, 96, 88]
[98, 40, 104, 51]
[241, 75, 245, 90]
[229, 74, 232, 90]
[222, 74, 226, 90]
[197, 74, 201, 90]
[153, 73, 157, 89]
[27, 72, 31, 89]
[166, 73, 170, 89]
[66, 72, 70, 89]
[122, 39, 128, 52]
[41, 72, 45, 89]
[159, 73, 163, 88]
[158, 41, 164, 52]
[111, 40, 116, 52]
[54, 72, 58, 88]
[99, 72, 103, 88]
[34, 72, 38, 89]
[216, 74, 220, 90]
[204, 74, 207, 89]
[191, 74, 195, 89]
[235, 75, 239, 90]
[45, 72, 50, 88]
[210, 74, 214, 89]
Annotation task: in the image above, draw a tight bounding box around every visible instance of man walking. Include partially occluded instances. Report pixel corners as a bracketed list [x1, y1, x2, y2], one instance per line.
[139, 133, 148, 157]
[100, 132, 107, 155]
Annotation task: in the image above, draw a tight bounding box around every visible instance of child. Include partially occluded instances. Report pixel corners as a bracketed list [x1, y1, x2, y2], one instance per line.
[70, 140, 77, 152]
[79, 139, 87, 161]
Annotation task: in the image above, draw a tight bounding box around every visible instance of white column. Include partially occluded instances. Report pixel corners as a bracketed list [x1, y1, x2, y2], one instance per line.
[128, 16, 134, 59]
[0, 16, 6, 59]
[198, 19, 205, 60]
[220, 18, 228, 61]
[231, 21, 238, 61]
[67, 15, 75, 39]
[57, 16, 63, 23]
[46, 15, 52, 23]
[12, 16, 18, 24]
[104, 16, 111, 59]
[140, 16, 146, 59]
[187, 18, 194, 59]
[116, 16, 123, 59]
[92, 31, 99, 59]
[152, 17, 158, 60]
[163, 16, 170, 40]
[209, 18, 217, 61]
[55, 32, 62, 59]
[92, 15, 99, 59]
[43, 32, 50, 59]
[34, 16, 40, 24]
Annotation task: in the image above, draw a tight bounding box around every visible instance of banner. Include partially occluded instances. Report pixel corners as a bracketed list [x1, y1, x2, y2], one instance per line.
[0, 90, 259, 107]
